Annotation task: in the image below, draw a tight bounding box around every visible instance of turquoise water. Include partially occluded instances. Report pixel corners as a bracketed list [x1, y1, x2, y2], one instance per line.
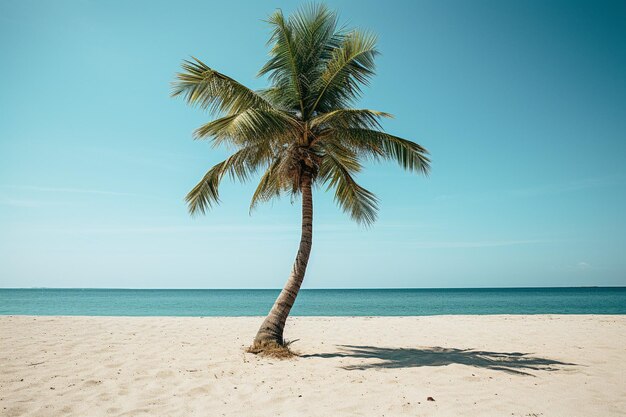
[0, 287, 624, 316]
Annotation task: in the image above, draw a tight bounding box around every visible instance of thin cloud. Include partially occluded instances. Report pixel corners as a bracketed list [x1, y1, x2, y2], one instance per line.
[407, 239, 548, 249]
[51, 225, 295, 234]
[434, 176, 622, 202]
[570, 261, 594, 271]
[2, 185, 139, 196]
[0, 198, 69, 208]
[507, 177, 619, 197]
[32, 222, 430, 235]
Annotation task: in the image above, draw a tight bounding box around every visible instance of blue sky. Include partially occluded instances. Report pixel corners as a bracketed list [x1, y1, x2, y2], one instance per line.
[1, 0, 624, 288]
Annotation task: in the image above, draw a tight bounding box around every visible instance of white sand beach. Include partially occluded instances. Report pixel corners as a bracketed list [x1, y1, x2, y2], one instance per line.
[1, 315, 625, 417]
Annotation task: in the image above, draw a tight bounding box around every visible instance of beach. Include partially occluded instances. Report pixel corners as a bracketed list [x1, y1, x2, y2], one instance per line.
[1, 315, 624, 417]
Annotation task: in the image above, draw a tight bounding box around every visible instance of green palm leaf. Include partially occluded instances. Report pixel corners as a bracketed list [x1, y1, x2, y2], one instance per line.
[325, 128, 431, 174]
[186, 144, 273, 215]
[319, 152, 378, 225]
[310, 109, 392, 130]
[172, 57, 272, 115]
[259, 10, 305, 113]
[249, 155, 289, 212]
[194, 108, 299, 148]
[311, 31, 378, 113]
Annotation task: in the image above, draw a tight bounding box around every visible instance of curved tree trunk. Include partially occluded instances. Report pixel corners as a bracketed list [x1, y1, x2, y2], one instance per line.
[253, 174, 313, 346]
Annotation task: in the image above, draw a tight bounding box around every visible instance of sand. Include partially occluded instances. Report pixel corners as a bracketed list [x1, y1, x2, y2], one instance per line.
[1, 315, 625, 416]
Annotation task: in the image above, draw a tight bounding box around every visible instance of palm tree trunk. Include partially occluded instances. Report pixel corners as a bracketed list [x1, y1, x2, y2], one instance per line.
[253, 174, 313, 346]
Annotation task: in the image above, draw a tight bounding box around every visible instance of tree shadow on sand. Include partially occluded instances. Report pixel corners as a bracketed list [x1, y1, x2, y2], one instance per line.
[301, 345, 576, 375]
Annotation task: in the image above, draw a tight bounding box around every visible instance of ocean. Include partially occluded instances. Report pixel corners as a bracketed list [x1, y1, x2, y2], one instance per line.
[0, 287, 624, 316]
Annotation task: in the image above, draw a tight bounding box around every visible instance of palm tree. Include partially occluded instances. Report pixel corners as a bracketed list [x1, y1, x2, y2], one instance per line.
[172, 4, 430, 355]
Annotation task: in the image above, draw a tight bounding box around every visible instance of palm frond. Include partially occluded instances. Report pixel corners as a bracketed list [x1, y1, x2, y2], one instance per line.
[172, 57, 271, 115]
[289, 4, 344, 114]
[185, 161, 225, 215]
[315, 139, 362, 173]
[194, 108, 300, 148]
[249, 155, 288, 212]
[378, 133, 431, 175]
[323, 128, 431, 174]
[259, 10, 305, 113]
[310, 109, 392, 130]
[186, 144, 272, 215]
[311, 30, 378, 112]
[319, 153, 378, 226]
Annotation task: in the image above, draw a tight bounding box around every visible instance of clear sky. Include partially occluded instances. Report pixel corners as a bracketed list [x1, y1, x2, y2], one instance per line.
[1, 0, 625, 289]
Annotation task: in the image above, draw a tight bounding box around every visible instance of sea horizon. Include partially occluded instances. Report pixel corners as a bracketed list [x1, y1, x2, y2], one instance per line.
[3, 285, 624, 290]
[2, 287, 625, 316]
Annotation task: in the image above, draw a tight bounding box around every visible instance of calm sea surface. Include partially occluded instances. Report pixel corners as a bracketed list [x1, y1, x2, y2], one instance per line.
[0, 288, 624, 316]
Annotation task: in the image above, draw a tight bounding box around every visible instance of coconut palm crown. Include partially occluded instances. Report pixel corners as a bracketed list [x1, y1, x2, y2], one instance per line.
[172, 4, 430, 354]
